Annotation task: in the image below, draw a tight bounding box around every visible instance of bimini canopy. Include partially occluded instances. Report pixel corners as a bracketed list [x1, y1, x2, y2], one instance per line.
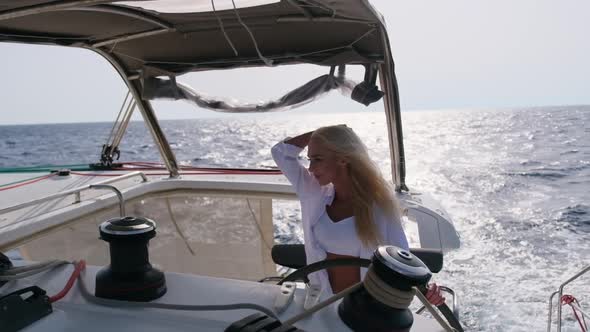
[0, 0, 388, 76]
[0, 0, 407, 190]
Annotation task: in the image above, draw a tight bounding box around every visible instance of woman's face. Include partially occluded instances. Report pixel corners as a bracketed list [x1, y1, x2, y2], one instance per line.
[307, 138, 348, 185]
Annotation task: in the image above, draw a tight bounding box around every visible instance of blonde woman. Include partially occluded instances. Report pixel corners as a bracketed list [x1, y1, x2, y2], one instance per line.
[271, 125, 444, 303]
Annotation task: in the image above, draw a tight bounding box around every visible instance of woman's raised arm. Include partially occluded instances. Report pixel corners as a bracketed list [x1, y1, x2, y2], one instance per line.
[271, 131, 320, 197]
[284, 131, 313, 148]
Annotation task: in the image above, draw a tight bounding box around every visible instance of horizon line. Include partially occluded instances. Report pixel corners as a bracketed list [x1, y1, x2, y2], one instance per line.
[1, 103, 588, 126]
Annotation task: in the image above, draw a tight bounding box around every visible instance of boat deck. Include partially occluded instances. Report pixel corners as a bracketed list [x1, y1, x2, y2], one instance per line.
[2, 262, 445, 332]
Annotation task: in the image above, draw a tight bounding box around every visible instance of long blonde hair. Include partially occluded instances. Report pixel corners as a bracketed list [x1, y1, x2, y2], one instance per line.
[311, 125, 401, 247]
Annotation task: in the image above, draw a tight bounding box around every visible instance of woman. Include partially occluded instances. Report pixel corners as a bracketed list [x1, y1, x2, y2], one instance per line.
[271, 125, 444, 304]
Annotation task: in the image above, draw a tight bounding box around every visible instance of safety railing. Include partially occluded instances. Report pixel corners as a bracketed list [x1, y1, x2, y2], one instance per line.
[0, 171, 148, 216]
[547, 265, 590, 332]
[416, 286, 459, 319]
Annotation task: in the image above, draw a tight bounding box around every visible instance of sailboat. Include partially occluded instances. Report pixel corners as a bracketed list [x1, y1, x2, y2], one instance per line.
[0, 1, 466, 331]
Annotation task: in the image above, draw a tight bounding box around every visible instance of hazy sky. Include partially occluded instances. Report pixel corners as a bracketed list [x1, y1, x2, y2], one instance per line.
[1, 0, 588, 125]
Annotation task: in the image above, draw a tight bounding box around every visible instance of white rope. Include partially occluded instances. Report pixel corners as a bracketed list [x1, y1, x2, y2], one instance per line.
[364, 267, 456, 331]
[283, 265, 454, 332]
[113, 27, 375, 67]
[165, 198, 196, 256]
[104, 91, 130, 146]
[570, 301, 590, 320]
[246, 198, 274, 252]
[111, 99, 135, 148]
[363, 268, 415, 308]
[0, 260, 69, 281]
[230, 0, 273, 66]
[211, 0, 239, 56]
[1, 259, 62, 275]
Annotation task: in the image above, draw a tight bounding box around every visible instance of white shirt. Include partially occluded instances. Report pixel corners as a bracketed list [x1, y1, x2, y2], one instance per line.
[313, 210, 360, 256]
[271, 140, 409, 296]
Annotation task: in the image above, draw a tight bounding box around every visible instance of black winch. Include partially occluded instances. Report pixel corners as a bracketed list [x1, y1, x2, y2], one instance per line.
[338, 246, 432, 332]
[95, 216, 166, 301]
[370, 246, 432, 290]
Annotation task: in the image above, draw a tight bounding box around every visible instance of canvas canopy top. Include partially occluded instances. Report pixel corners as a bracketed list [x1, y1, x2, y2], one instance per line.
[0, 0, 407, 190]
[0, 0, 389, 77]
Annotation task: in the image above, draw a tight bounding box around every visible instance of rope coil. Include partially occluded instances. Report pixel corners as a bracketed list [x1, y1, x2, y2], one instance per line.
[363, 267, 415, 309]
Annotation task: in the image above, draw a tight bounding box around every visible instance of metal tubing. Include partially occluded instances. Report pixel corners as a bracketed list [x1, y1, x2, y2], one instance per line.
[440, 286, 459, 318]
[92, 48, 180, 178]
[413, 287, 456, 332]
[0, 172, 147, 216]
[378, 35, 406, 191]
[89, 184, 125, 217]
[130, 85, 180, 178]
[547, 290, 559, 332]
[359, 0, 407, 191]
[379, 63, 402, 190]
[0, 0, 115, 21]
[557, 265, 590, 331]
[416, 286, 459, 319]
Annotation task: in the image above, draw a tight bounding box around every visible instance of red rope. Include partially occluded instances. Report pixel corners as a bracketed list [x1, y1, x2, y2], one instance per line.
[124, 161, 162, 165]
[562, 295, 588, 332]
[0, 173, 55, 191]
[49, 260, 86, 303]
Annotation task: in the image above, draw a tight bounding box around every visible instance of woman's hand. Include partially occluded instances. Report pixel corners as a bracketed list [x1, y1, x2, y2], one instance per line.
[285, 131, 314, 148]
[425, 283, 446, 306]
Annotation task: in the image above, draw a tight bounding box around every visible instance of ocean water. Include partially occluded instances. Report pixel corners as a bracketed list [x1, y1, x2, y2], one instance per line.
[1, 106, 589, 331]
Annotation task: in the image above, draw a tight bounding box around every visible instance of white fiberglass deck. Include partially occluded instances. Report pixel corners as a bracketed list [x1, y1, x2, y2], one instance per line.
[2, 263, 445, 332]
[0, 170, 459, 256]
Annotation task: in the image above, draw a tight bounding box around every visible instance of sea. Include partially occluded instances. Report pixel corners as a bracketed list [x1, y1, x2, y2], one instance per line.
[1, 105, 589, 331]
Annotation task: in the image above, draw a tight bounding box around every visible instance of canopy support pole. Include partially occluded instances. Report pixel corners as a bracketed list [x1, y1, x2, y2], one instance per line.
[376, 29, 407, 191]
[93, 48, 180, 178]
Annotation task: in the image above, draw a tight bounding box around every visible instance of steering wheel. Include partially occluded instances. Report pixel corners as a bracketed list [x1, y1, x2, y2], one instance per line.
[277, 257, 464, 332]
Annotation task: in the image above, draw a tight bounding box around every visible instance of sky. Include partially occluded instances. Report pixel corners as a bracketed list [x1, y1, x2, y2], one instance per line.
[0, 0, 589, 125]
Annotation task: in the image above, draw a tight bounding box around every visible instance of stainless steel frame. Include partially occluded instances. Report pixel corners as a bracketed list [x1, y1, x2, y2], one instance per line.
[547, 265, 590, 332]
[89, 184, 126, 217]
[1, 0, 405, 183]
[413, 286, 457, 332]
[93, 48, 181, 178]
[416, 286, 459, 319]
[353, 0, 406, 191]
[376, 36, 406, 190]
[0, 171, 147, 216]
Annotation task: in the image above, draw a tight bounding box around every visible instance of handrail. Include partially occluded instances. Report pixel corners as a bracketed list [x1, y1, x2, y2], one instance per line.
[89, 184, 126, 217]
[547, 265, 590, 332]
[416, 286, 459, 319]
[0, 171, 147, 216]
